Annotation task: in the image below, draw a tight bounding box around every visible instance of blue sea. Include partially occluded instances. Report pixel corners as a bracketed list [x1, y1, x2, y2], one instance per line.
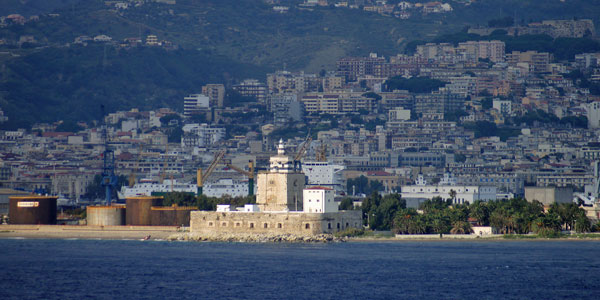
[1, 239, 599, 299]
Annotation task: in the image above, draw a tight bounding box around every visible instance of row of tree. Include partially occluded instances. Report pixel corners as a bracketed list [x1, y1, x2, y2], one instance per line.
[355, 192, 593, 236]
[161, 192, 256, 211]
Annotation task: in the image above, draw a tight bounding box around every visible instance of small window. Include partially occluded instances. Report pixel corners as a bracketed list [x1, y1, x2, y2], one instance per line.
[221, 222, 227, 227]
[250, 223, 254, 228]
[208, 222, 213, 227]
[328, 223, 331, 229]
[346, 223, 349, 228]
[263, 223, 268, 229]
[277, 223, 282, 228]
[235, 222, 241, 227]
[337, 223, 340, 229]
[305, 223, 310, 229]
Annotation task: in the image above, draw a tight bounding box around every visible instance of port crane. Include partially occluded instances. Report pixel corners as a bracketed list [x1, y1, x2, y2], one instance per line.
[100, 105, 117, 205]
[196, 150, 256, 196]
[196, 150, 226, 196]
[293, 135, 312, 171]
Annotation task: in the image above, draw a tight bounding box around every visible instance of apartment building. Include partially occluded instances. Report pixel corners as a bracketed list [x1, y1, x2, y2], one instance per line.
[183, 94, 209, 117]
[201, 84, 225, 108]
[233, 79, 267, 103]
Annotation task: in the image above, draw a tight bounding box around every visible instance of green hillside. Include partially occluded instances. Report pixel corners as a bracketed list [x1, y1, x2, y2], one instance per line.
[0, 46, 268, 129]
[1, 0, 600, 129]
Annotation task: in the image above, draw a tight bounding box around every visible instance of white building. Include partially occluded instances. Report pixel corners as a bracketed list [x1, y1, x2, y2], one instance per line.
[120, 179, 196, 198]
[303, 187, 338, 213]
[400, 173, 497, 205]
[203, 178, 252, 198]
[181, 123, 225, 148]
[388, 107, 411, 121]
[302, 161, 346, 193]
[183, 94, 209, 117]
[493, 99, 512, 115]
[586, 101, 600, 129]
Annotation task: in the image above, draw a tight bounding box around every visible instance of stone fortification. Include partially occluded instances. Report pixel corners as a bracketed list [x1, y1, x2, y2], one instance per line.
[256, 172, 305, 211]
[190, 210, 362, 236]
[255, 139, 305, 211]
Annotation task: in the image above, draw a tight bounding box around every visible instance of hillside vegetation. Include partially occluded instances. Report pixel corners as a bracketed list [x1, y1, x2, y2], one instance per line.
[1, 0, 600, 128]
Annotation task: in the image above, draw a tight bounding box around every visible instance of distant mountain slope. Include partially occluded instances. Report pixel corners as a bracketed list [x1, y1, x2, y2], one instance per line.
[1, 0, 600, 129]
[0, 46, 268, 129]
[0, 0, 81, 17]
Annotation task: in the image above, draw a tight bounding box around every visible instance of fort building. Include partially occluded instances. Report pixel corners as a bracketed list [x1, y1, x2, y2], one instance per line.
[190, 140, 362, 235]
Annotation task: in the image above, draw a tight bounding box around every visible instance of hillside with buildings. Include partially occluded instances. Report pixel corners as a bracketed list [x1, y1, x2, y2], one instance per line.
[2, 1, 600, 236]
[1, 0, 600, 128]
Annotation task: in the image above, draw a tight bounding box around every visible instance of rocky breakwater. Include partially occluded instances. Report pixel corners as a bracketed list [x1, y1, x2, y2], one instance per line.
[167, 232, 343, 243]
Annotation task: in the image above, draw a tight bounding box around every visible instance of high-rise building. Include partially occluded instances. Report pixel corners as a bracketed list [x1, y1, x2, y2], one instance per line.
[201, 84, 225, 108]
[232, 79, 267, 103]
[183, 94, 209, 117]
[506, 51, 551, 73]
[336, 53, 386, 81]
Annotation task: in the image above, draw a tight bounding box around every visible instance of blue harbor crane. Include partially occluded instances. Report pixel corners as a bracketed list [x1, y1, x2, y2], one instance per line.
[100, 105, 117, 205]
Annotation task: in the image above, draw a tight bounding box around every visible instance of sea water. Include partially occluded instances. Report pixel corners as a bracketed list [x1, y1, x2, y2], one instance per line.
[1, 239, 599, 299]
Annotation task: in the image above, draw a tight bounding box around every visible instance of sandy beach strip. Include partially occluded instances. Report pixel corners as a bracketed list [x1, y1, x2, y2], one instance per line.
[0, 225, 183, 240]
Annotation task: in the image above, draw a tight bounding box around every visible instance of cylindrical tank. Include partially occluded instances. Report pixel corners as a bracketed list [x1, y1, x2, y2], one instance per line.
[150, 206, 197, 226]
[126, 196, 163, 225]
[87, 206, 126, 226]
[9, 196, 57, 224]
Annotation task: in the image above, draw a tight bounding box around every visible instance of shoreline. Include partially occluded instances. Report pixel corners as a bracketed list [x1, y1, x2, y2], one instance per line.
[0, 224, 183, 241]
[2, 225, 600, 242]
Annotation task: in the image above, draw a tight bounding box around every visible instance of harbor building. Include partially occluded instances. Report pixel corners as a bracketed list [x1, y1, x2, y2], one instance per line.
[400, 173, 496, 207]
[190, 140, 362, 235]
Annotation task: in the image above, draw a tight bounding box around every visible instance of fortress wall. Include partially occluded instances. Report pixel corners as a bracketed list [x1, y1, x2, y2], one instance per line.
[190, 211, 362, 236]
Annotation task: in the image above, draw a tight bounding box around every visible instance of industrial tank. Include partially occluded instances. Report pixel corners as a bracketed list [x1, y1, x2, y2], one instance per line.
[150, 205, 197, 226]
[126, 196, 163, 225]
[9, 196, 57, 224]
[87, 206, 126, 226]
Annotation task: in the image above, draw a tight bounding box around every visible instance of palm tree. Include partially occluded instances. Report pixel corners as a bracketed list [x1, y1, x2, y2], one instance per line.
[430, 214, 451, 234]
[470, 201, 489, 226]
[450, 221, 473, 234]
[449, 189, 457, 204]
[407, 215, 427, 234]
[490, 209, 509, 234]
[575, 216, 592, 233]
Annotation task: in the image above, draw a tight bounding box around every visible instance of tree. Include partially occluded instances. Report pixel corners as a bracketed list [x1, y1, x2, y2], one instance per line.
[448, 189, 457, 203]
[454, 153, 467, 163]
[450, 221, 473, 234]
[56, 120, 83, 132]
[575, 216, 592, 233]
[384, 76, 447, 93]
[167, 127, 183, 143]
[375, 194, 406, 230]
[420, 197, 449, 214]
[362, 92, 382, 101]
[163, 191, 196, 207]
[428, 213, 451, 234]
[481, 97, 493, 109]
[533, 213, 562, 237]
[339, 197, 354, 210]
[490, 208, 510, 234]
[488, 16, 514, 28]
